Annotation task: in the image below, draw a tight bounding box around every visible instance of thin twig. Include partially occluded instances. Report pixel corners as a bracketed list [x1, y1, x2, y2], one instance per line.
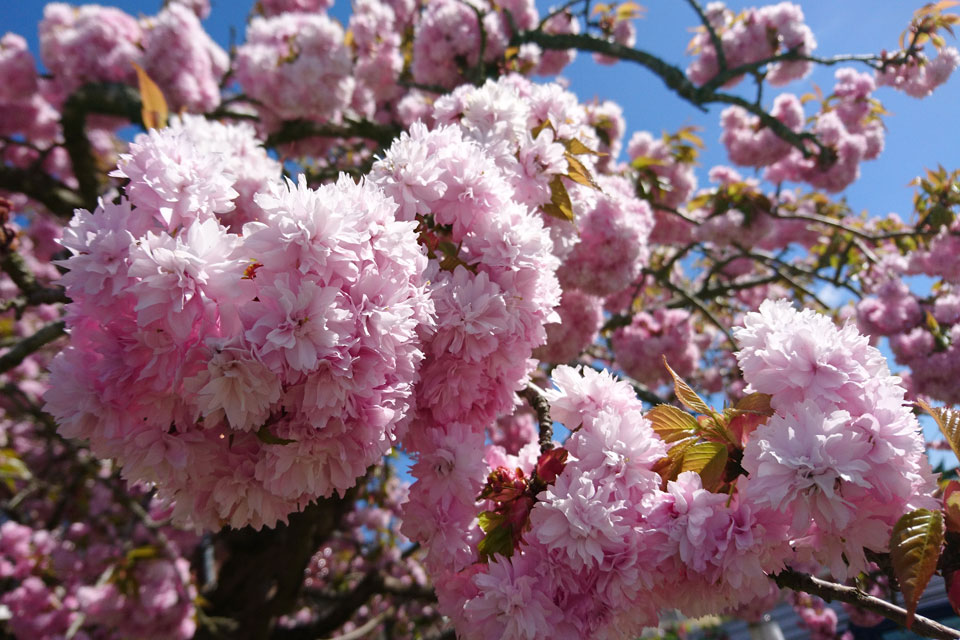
[684, 0, 726, 71]
[773, 568, 960, 640]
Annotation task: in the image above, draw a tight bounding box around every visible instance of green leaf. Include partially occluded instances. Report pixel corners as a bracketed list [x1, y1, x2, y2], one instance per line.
[681, 442, 728, 492]
[917, 400, 960, 460]
[126, 545, 160, 563]
[944, 481, 960, 533]
[646, 405, 700, 443]
[890, 508, 944, 628]
[478, 510, 503, 533]
[0, 449, 31, 492]
[542, 175, 575, 222]
[662, 357, 712, 415]
[675, 126, 704, 149]
[926, 310, 942, 334]
[255, 426, 296, 446]
[477, 511, 514, 560]
[631, 155, 664, 170]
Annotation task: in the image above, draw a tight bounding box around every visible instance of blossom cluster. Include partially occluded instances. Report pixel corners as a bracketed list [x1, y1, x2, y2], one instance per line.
[0, 487, 198, 640]
[422, 300, 936, 640]
[611, 307, 700, 387]
[718, 68, 884, 193]
[686, 2, 817, 87]
[736, 299, 937, 577]
[855, 253, 960, 404]
[39, 3, 227, 112]
[375, 77, 567, 580]
[44, 115, 433, 529]
[877, 45, 960, 98]
[626, 130, 698, 244]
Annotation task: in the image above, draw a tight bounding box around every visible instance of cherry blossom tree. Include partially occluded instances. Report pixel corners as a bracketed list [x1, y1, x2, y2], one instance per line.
[2, 1, 960, 639]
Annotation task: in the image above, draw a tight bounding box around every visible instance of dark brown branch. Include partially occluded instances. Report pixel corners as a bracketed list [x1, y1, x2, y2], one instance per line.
[0, 244, 69, 315]
[773, 568, 960, 640]
[196, 494, 355, 640]
[0, 320, 66, 375]
[512, 30, 830, 163]
[514, 30, 705, 109]
[61, 83, 144, 209]
[265, 119, 401, 150]
[520, 384, 554, 451]
[0, 165, 86, 218]
[0, 287, 70, 316]
[684, 0, 726, 71]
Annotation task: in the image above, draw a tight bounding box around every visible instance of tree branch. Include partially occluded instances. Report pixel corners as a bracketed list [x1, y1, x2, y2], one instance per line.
[0, 165, 86, 218]
[520, 384, 554, 451]
[265, 119, 401, 150]
[684, 0, 726, 71]
[0, 240, 69, 315]
[0, 320, 66, 375]
[512, 30, 830, 162]
[61, 83, 144, 210]
[773, 568, 960, 640]
[196, 494, 355, 640]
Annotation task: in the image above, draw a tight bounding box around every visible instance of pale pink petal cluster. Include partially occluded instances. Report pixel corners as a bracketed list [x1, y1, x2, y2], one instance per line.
[535, 288, 603, 364]
[260, 0, 335, 14]
[557, 175, 653, 296]
[611, 307, 700, 387]
[39, 3, 142, 95]
[626, 131, 698, 243]
[447, 366, 790, 638]
[235, 12, 355, 123]
[0, 519, 198, 640]
[720, 93, 804, 167]
[735, 299, 937, 577]
[764, 69, 884, 192]
[0, 33, 60, 143]
[375, 79, 570, 629]
[46, 118, 433, 530]
[687, 2, 816, 87]
[139, 4, 229, 113]
[877, 46, 960, 97]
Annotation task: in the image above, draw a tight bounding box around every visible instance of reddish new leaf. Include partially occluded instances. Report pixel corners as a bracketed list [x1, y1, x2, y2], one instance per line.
[890, 508, 944, 627]
[535, 448, 568, 485]
[734, 392, 774, 416]
[947, 569, 960, 616]
[479, 467, 526, 503]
